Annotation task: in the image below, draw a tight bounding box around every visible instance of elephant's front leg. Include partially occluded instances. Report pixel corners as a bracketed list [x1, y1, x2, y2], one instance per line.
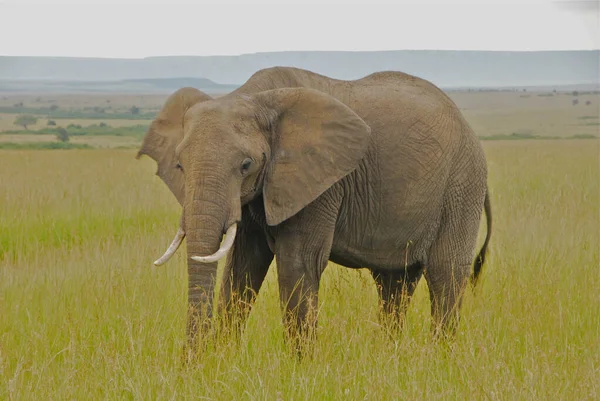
[275, 254, 322, 353]
[273, 201, 339, 356]
[218, 214, 274, 332]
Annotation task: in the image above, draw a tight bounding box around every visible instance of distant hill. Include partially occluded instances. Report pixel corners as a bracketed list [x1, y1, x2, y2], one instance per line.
[120, 77, 235, 89]
[0, 50, 598, 93]
[0, 77, 237, 94]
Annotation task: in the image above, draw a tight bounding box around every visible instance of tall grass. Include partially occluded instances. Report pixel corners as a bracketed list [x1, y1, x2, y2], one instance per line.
[1, 141, 598, 399]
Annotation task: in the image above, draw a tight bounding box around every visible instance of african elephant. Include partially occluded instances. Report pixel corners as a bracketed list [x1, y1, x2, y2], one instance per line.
[137, 66, 492, 351]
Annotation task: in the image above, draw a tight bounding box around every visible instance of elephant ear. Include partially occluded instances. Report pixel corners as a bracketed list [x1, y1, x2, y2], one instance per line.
[252, 88, 372, 226]
[136, 87, 212, 205]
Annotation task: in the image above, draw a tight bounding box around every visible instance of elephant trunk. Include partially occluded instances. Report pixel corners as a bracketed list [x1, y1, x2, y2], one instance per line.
[183, 178, 233, 342]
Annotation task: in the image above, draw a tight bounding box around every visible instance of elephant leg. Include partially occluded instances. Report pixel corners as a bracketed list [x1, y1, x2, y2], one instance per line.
[370, 263, 423, 333]
[425, 187, 485, 339]
[425, 260, 471, 339]
[275, 257, 323, 355]
[218, 210, 274, 330]
[273, 198, 339, 355]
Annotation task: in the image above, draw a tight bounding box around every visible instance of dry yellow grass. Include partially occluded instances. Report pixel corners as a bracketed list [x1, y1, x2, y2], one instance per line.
[0, 134, 52, 143]
[449, 91, 600, 138]
[68, 135, 141, 148]
[0, 139, 598, 399]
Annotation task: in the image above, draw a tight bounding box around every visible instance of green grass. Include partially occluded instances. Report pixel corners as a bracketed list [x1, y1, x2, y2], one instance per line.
[1, 141, 598, 399]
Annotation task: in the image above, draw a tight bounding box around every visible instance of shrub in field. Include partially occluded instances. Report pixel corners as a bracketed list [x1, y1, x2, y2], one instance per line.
[56, 127, 70, 142]
[14, 114, 37, 129]
[47, 120, 57, 126]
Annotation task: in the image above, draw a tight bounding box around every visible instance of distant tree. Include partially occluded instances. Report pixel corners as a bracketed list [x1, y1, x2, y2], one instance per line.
[49, 104, 59, 111]
[99, 122, 108, 128]
[47, 120, 56, 126]
[130, 105, 140, 115]
[572, 90, 579, 97]
[93, 106, 105, 113]
[572, 99, 579, 106]
[56, 127, 69, 142]
[14, 114, 37, 129]
[13, 102, 24, 108]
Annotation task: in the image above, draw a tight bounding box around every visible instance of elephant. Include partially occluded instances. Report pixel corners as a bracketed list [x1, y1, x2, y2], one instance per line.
[136, 66, 492, 352]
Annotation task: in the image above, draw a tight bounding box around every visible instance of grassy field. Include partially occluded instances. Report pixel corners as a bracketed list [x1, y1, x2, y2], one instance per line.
[0, 138, 598, 399]
[0, 114, 149, 132]
[0, 90, 598, 147]
[0, 134, 140, 148]
[0, 93, 160, 132]
[1, 88, 599, 399]
[456, 91, 599, 139]
[0, 94, 168, 110]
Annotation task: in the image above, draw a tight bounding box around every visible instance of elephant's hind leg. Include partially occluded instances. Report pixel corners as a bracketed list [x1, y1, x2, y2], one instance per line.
[425, 185, 485, 339]
[425, 259, 471, 339]
[370, 264, 424, 335]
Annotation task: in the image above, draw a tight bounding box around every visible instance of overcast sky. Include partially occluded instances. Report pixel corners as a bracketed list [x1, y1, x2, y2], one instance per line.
[0, 0, 598, 58]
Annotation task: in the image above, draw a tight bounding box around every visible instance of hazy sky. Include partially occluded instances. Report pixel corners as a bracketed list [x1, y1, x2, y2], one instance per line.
[0, 0, 598, 58]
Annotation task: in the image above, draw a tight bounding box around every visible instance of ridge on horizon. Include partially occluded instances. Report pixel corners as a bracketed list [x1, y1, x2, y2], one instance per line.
[0, 50, 598, 90]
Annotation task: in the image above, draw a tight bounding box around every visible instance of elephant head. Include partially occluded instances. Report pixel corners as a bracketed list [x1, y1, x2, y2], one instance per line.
[138, 86, 371, 334]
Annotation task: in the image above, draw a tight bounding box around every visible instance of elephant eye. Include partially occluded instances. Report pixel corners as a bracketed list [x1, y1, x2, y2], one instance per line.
[175, 162, 183, 172]
[241, 158, 253, 174]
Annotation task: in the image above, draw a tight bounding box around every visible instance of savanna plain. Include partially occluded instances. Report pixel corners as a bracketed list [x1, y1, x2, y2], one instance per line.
[0, 89, 599, 400]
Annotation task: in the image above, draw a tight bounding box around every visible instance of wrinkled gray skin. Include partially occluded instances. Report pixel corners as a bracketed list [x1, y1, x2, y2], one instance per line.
[137, 66, 492, 352]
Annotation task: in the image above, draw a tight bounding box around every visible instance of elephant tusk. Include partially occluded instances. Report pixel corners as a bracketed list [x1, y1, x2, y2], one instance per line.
[191, 224, 237, 263]
[153, 227, 186, 266]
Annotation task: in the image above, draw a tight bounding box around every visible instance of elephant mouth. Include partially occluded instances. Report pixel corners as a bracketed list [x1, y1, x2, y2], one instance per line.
[153, 223, 238, 266]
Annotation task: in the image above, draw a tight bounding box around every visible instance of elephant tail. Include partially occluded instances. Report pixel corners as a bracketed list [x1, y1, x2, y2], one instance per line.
[471, 189, 492, 287]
